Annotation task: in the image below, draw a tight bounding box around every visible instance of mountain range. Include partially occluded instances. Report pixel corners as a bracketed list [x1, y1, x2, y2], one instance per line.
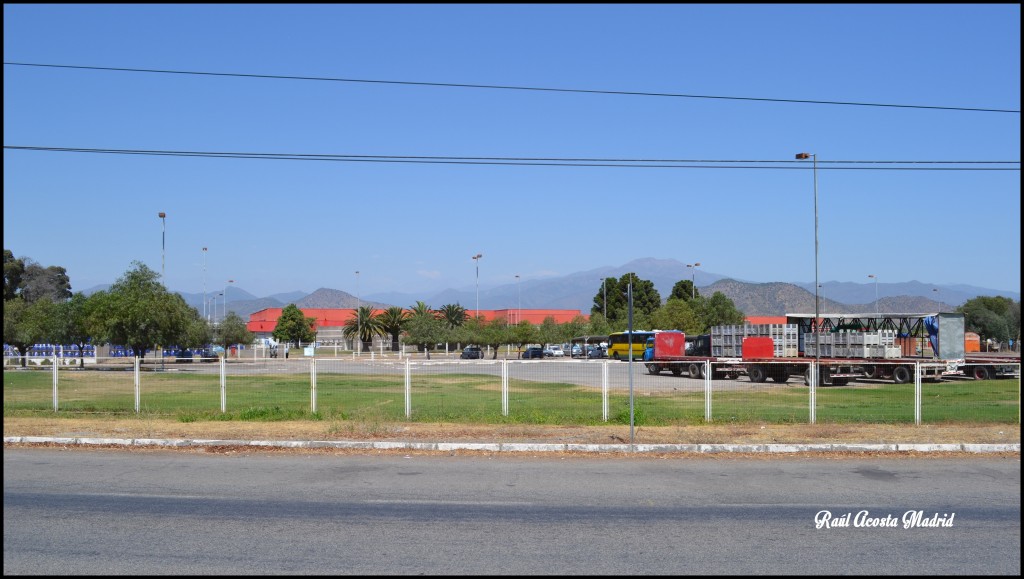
[85, 258, 1019, 322]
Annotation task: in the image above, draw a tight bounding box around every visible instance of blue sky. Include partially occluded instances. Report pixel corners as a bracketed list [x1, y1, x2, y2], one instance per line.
[4, 4, 1020, 299]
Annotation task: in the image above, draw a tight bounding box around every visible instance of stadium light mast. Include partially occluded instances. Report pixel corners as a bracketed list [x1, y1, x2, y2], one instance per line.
[796, 152, 820, 406]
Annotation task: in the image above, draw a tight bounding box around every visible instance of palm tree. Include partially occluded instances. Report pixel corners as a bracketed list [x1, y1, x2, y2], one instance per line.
[438, 303, 468, 329]
[376, 306, 408, 352]
[437, 303, 469, 350]
[343, 306, 383, 352]
[405, 301, 441, 359]
[409, 300, 434, 318]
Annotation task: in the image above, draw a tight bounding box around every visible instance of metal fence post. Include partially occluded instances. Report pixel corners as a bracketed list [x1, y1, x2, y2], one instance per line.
[501, 359, 509, 416]
[405, 357, 412, 418]
[220, 355, 226, 413]
[602, 360, 609, 422]
[915, 361, 922, 426]
[310, 357, 317, 414]
[134, 356, 140, 414]
[809, 361, 817, 425]
[704, 360, 712, 422]
[52, 355, 59, 412]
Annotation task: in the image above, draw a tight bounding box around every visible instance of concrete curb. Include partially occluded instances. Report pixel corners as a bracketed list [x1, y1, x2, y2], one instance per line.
[4, 436, 1020, 454]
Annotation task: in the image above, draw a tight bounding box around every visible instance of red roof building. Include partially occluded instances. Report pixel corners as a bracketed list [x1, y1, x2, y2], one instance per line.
[247, 308, 587, 335]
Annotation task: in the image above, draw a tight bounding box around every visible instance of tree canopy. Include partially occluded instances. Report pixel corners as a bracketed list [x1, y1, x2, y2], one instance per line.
[273, 304, 317, 345]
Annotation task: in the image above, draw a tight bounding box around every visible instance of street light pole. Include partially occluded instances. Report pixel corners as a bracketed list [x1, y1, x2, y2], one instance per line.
[355, 270, 361, 354]
[472, 253, 483, 319]
[158, 212, 166, 280]
[202, 247, 208, 321]
[601, 278, 607, 318]
[796, 152, 820, 389]
[868, 274, 878, 315]
[686, 262, 701, 299]
[516, 274, 521, 324]
[224, 279, 234, 321]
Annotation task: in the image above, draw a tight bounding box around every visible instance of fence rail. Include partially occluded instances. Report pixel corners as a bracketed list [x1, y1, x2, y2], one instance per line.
[3, 356, 1019, 425]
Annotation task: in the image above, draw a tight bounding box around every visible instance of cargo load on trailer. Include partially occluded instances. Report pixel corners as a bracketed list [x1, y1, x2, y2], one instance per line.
[641, 312, 968, 385]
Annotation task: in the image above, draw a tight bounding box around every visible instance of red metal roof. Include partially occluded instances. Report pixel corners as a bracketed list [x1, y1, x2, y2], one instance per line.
[246, 307, 587, 333]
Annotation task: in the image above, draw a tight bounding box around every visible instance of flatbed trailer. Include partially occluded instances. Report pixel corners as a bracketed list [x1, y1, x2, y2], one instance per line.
[959, 354, 1021, 380]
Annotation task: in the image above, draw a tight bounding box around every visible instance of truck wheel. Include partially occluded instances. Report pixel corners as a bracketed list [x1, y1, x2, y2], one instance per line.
[971, 366, 992, 380]
[646, 363, 660, 375]
[670, 367, 683, 376]
[862, 365, 881, 379]
[804, 367, 827, 386]
[688, 363, 702, 379]
[892, 365, 912, 384]
[748, 365, 768, 383]
[613, 352, 620, 360]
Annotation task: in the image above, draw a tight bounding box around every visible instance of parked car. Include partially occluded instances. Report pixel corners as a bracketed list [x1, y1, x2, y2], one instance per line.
[570, 344, 584, 358]
[548, 345, 565, 357]
[521, 346, 545, 359]
[460, 346, 484, 360]
[587, 345, 606, 359]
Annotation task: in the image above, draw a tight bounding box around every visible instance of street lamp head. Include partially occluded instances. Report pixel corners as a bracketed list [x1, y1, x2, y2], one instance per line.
[158, 212, 166, 218]
[472, 253, 482, 260]
[795, 153, 811, 160]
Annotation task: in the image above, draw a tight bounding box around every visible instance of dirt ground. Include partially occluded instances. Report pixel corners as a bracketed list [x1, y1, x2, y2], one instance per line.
[4, 415, 1020, 446]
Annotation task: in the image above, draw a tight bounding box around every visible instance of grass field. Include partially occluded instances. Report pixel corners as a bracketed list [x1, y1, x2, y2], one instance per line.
[3, 368, 1019, 426]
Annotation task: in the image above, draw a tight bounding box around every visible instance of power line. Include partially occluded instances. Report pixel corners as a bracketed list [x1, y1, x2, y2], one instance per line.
[4, 145, 1019, 170]
[5, 61, 1019, 114]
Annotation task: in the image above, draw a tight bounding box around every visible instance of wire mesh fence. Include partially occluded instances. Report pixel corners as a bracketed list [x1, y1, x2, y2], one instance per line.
[3, 356, 1020, 425]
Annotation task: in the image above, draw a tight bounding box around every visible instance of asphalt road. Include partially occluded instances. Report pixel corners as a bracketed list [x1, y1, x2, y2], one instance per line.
[4, 449, 1019, 575]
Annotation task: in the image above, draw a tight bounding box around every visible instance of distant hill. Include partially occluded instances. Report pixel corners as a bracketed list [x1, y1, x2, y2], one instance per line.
[702, 279, 949, 316]
[81, 256, 1017, 319]
[295, 288, 392, 310]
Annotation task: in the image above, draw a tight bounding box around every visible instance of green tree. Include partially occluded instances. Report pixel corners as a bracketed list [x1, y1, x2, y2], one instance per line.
[480, 316, 513, 359]
[377, 306, 409, 351]
[344, 306, 383, 352]
[604, 273, 661, 324]
[690, 292, 746, 333]
[409, 300, 433, 318]
[214, 312, 254, 356]
[3, 249, 25, 301]
[586, 312, 612, 337]
[959, 296, 1020, 348]
[89, 262, 199, 360]
[668, 279, 699, 302]
[51, 292, 99, 367]
[403, 306, 444, 359]
[19, 260, 72, 303]
[649, 298, 702, 334]
[537, 316, 560, 347]
[178, 315, 213, 355]
[438, 303, 468, 329]
[510, 320, 538, 356]
[272, 304, 317, 346]
[562, 315, 589, 342]
[3, 297, 57, 366]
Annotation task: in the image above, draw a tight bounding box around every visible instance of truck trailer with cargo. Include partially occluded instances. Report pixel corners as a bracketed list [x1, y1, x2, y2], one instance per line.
[642, 312, 968, 385]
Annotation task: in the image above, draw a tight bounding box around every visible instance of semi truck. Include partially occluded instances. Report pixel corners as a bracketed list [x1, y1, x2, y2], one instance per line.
[642, 312, 968, 385]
